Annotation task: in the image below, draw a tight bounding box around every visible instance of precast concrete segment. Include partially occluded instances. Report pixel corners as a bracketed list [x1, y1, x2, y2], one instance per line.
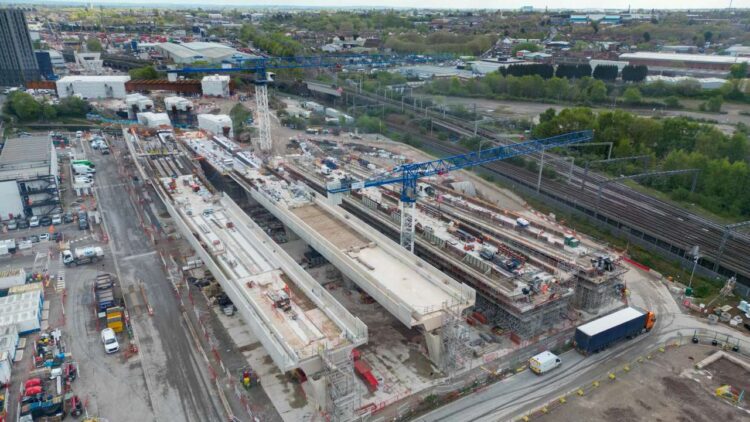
[231, 170, 476, 332]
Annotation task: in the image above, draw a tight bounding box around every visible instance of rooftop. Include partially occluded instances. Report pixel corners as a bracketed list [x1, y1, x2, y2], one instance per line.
[577, 307, 642, 336]
[56, 75, 131, 83]
[0, 136, 51, 169]
[620, 52, 750, 65]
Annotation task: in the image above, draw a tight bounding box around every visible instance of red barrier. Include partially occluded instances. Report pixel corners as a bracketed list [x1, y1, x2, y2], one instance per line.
[621, 256, 651, 272]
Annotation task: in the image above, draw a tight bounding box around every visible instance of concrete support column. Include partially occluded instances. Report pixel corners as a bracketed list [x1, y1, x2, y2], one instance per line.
[308, 373, 328, 411]
[284, 224, 300, 241]
[424, 329, 442, 366]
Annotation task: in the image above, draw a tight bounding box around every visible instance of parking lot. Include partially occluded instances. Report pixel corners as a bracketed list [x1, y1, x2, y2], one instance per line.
[0, 130, 287, 421]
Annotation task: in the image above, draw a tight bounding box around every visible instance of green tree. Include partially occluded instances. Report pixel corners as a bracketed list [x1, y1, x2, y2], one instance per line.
[664, 96, 681, 108]
[41, 104, 57, 121]
[729, 62, 748, 79]
[623, 87, 643, 105]
[704, 95, 723, 113]
[588, 79, 607, 103]
[55, 97, 90, 117]
[86, 37, 103, 52]
[539, 108, 556, 123]
[7, 91, 41, 121]
[128, 66, 159, 80]
[642, 32, 651, 42]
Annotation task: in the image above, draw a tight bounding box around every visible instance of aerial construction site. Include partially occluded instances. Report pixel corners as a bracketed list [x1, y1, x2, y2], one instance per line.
[116, 98, 631, 420]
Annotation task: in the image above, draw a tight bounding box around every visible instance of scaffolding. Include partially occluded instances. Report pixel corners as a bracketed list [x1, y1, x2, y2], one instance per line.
[321, 346, 359, 422]
[255, 83, 272, 152]
[440, 303, 472, 376]
[573, 259, 627, 313]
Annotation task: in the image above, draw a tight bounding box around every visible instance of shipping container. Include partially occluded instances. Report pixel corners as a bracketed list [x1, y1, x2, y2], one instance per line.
[575, 307, 655, 355]
[0, 351, 11, 386]
[0, 268, 26, 290]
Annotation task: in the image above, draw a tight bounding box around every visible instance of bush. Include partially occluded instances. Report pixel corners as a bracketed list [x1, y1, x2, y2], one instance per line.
[664, 96, 681, 108]
[623, 87, 643, 105]
[128, 66, 159, 80]
[704, 95, 723, 113]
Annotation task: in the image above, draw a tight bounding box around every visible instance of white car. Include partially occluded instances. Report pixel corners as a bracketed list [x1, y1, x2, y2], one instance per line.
[101, 328, 119, 354]
[29, 216, 40, 227]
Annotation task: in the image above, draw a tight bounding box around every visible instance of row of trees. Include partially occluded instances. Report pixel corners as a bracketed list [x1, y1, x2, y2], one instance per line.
[239, 24, 304, 57]
[498, 63, 648, 82]
[534, 107, 750, 218]
[592, 65, 618, 81]
[384, 32, 496, 56]
[4, 91, 90, 122]
[424, 73, 610, 104]
[621, 65, 649, 82]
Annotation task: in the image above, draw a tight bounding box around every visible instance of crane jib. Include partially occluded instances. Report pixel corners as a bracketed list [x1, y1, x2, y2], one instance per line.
[327, 130, 593, 196]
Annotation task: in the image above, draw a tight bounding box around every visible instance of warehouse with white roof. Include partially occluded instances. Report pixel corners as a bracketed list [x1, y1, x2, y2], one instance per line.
[55, 75, 131, 99]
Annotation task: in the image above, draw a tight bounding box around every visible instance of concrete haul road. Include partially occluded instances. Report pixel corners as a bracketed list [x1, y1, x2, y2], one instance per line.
[85, 136, 225, 421]
[416, 266, 749, 422]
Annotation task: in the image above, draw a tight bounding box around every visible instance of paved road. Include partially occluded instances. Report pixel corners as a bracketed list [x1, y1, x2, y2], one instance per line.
[416, 266, 748, 421]
[87, 136, 225, 422]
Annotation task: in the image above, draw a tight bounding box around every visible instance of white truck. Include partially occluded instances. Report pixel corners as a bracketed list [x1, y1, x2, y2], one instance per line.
[62, 246, 104, 266]
[529, 350, 561, 375]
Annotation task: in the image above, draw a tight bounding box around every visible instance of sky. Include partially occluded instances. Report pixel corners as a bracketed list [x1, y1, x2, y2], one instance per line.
[11, 0, 750, 9]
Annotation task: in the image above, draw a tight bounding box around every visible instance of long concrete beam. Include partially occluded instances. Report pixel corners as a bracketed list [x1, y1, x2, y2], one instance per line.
[231, 172, 476, 332]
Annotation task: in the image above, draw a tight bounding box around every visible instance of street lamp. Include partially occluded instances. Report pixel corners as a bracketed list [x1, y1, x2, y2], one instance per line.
[688, 245, 700, 291]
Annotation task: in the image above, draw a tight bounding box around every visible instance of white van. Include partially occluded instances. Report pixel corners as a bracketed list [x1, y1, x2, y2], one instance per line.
[529, 351, 561, 375]
[72, 164, 96, 175]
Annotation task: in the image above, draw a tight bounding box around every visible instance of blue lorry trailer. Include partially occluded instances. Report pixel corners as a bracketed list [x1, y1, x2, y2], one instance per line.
[575, 307, 655, 354]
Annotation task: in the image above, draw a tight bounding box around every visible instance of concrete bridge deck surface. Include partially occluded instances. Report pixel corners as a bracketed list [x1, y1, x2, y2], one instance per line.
[234, 167, 476, 332]
[155, 171, 366, 373]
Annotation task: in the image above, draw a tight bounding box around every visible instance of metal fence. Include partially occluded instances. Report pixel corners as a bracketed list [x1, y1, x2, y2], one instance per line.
[370, 328, 750, 422]
[513, 329, 750, 421]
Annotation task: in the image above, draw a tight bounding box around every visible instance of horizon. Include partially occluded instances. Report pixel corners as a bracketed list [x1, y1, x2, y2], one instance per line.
[1, 0, 749, 11]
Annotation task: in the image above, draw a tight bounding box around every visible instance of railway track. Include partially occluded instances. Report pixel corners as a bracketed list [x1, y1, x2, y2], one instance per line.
[335, 91, 750, 287]
[416, 134, 750, 284]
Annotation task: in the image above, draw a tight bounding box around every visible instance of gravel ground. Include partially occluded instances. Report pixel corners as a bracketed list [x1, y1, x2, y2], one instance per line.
[535, 343, 750, 422]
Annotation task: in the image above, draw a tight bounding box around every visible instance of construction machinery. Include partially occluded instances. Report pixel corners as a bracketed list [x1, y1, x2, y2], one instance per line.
[328, 130, 594, 252]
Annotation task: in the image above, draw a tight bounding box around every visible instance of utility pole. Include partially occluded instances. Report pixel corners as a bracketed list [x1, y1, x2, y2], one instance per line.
[536, 151, 545, 193]
[688, 245, 700, 291]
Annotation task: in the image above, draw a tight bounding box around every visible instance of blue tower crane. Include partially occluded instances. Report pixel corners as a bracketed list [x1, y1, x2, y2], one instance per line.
[327, 130, 594, 252]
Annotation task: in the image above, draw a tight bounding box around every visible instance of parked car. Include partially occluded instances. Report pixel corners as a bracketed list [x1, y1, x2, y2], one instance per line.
[39, 233, 49, 242]
[30, 235, 39, 243]
[29, 216, 39, 227]
[51, 214, 62, 225]
[101, 328, 119, 353]
[39, 216, 52, 227]
[17, 219, 29, 229]
[63, 212, 74, 223]
[6, 220, 17, 230]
